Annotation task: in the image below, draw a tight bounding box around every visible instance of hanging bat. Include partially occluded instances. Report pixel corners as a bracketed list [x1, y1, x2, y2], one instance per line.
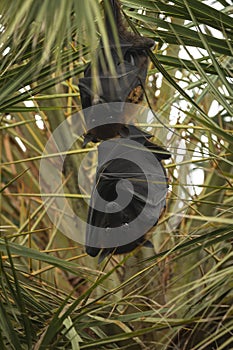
[85, 134, 170, 262]
[78, 0, 155, 145]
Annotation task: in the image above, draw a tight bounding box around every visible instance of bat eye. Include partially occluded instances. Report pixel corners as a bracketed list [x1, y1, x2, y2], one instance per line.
[123, 223, 129, 229]
[129, 55, 135, 65]
[125, 53, 135, 65]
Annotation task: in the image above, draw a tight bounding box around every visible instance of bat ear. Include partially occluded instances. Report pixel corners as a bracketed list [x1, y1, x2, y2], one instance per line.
[143, 240, 154, 249]
[86, 246, 100, 257]
[98, 249, 112, 264]
[82, 133, 97, 148]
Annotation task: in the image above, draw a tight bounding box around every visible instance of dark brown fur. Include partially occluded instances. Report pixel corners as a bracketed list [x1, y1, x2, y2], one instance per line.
[106, 0, 154, 48]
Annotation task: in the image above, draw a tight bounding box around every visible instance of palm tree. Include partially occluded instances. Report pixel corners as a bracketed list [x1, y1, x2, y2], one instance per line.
[1, 0, 233, 349]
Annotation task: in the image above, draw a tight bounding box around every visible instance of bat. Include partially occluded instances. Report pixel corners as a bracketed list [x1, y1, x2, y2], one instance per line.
[85, 133, 170, 263]
[78, 0, 155, 145]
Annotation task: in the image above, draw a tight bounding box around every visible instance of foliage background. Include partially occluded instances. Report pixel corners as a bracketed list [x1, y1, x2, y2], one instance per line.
[0, 0, 233, 349]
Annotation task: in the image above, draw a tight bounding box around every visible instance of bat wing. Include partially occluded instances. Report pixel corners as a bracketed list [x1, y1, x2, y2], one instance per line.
[85, 138, 169, 259]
